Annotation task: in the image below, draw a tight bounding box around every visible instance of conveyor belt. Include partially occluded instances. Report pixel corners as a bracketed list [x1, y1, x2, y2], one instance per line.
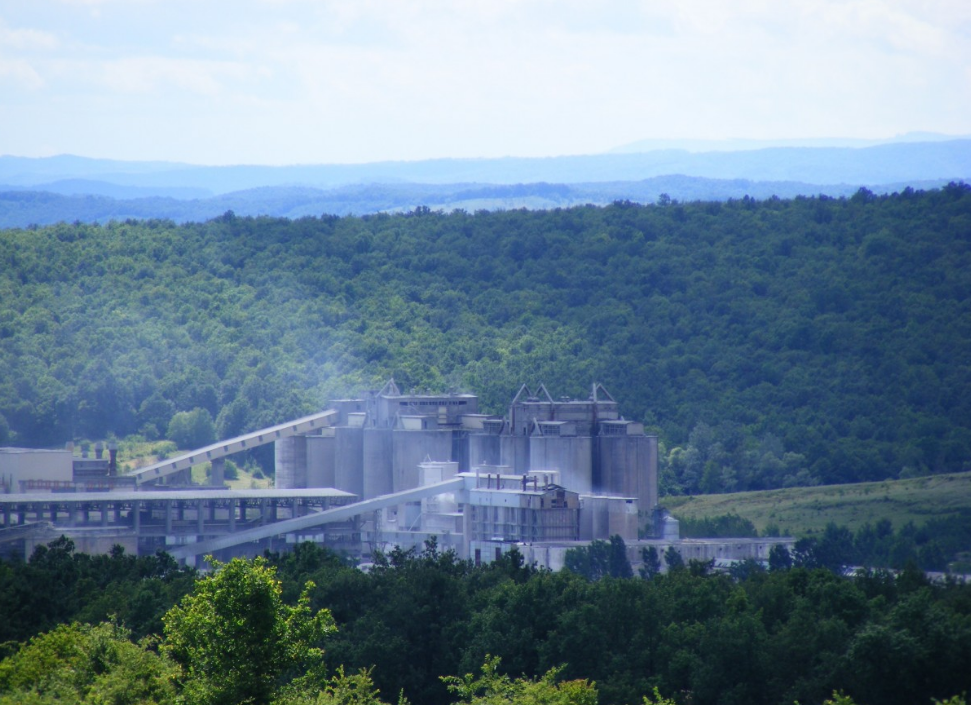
[130, 409, 338, 485]
[168, 477, 465, 560]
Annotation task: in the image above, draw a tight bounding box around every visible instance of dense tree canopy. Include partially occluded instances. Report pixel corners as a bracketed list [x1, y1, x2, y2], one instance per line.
[2, 540, 970, 705]
[1, 185, 970, 491]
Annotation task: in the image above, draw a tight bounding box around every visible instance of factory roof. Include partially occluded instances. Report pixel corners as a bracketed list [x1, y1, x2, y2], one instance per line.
[0, 488, 356, 504]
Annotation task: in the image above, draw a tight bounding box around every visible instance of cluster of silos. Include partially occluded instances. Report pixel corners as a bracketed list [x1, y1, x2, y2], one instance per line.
[275, 391, 471, 501]
[275, 381, 658, 515]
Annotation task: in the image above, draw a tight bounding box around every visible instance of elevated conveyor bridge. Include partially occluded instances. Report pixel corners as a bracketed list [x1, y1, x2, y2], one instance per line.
[130, 409, 339, 486]
[168, 477, 465, 561]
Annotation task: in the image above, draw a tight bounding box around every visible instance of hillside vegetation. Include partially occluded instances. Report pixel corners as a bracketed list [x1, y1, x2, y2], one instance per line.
[664, 471, 971, 535]
[1, 185, 970, 493]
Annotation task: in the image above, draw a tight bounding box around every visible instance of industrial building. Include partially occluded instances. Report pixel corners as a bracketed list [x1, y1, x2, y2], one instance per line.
[0, 380, 790, 570]
[275, 380, 658, 508]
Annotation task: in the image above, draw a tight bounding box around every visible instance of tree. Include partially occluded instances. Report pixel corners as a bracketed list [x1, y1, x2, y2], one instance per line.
[161, 556, 336, 705]
[0, 621, 178, 705]
[442, 655, 597, 705]
[639, 546, 662, 579]
[663, 546, 684, 572]
[768, 543, 792, 571]
[564, 536, 631, 581]
[166, 408, 216, 450]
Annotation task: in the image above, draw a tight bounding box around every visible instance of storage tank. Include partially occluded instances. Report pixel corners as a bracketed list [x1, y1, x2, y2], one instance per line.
[529, 435, 593, 494]
[306, 431, 336, 488]
[598, 432, 658, 509]
[469, 433, 501, 468]
[392, 429, 452, 493]
[334, 426, 364, 497]
[499, 434, 530, 473]
[363, 427, 393, 499]
[274, 436, 307, 489]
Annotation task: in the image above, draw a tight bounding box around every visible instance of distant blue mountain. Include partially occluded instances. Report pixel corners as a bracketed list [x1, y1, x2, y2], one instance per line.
[2, 139, 969, 196]
[0, 175, 963, 229]
[1, 139, 968, 226]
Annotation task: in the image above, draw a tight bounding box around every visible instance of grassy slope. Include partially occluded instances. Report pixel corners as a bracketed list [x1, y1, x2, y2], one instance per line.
[662, 471, 971, 536]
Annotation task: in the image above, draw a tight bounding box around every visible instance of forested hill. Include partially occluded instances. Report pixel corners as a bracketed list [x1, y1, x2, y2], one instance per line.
[1, 185, 970, 493]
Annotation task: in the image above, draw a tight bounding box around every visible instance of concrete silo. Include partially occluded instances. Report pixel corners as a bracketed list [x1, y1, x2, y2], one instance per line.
[363, 427, 393, 499]
[597, 421, 658, 509]
[392, 423, 453, 493]
[274, 435, 307, 489]
[528, 427, 593, 495]
[305, 430, 336, 488]
[334, 424, 365, 497]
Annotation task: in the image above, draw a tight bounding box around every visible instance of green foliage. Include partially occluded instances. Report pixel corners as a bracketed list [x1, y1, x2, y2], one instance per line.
[639, 546, 662, 579]
[0, 538, 196, 647]
[161, 556, 336, 705]
[663, 546, 684, 572]
[442, 656, 597, 705]
[678, 513, 758, 538]
[4, 539, 971, 705]
[0, 621, 178, 705]
[275, 666, 397, 705]
[166, 407, 216, 450]
[2, 187, 970, 485]
[564, 536, 632, 581]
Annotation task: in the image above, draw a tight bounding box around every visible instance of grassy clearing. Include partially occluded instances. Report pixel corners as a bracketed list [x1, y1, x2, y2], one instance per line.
[662, 471, 971, 536]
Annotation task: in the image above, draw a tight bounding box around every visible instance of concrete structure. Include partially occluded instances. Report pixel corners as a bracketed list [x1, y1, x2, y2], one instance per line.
[0, 448, 73, 493]
[275, 380, 657, 511]
[0, 488, 355, 560]
[131, 409, 339, 486]
[1, 380, 795, 572]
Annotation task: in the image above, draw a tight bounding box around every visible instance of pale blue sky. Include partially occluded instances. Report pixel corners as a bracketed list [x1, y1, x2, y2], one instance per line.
[1, 0, 969, 165]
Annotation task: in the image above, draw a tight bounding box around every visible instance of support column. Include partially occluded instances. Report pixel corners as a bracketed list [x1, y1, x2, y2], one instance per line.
[197, 498, 205, 534]
[101, 501, 109, 527]
[132, 500, 141, 532]
[259, 498, 267, 526]
[228, 499, 236, 531]
[210, 458, 226, 487]
[165, 500, 173, 534]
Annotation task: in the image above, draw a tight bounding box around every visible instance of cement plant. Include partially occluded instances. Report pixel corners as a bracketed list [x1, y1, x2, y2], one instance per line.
[0, 381, 789, 570]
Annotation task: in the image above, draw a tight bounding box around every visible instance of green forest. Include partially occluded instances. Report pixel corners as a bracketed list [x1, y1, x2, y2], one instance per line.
[1, 538, 969, 705]
[1, 185, 970, 493]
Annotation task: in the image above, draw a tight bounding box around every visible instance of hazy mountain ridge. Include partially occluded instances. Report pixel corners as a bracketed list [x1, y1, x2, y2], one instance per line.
[1, 175, 963, 228]
[3, 138, 968, 194]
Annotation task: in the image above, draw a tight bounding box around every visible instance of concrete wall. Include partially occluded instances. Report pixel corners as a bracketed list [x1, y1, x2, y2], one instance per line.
[598, 434, 657, 509]
[335, 426, 365, 497]
[363, 427, 393, 499]
[392, 429, 452, 493]
[306, 433, 335, 488]
[0, 449, 73, 492]
[499, 435, 530, 473]
[469, 434, 501, 468]
[529, 436, 593, 494]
